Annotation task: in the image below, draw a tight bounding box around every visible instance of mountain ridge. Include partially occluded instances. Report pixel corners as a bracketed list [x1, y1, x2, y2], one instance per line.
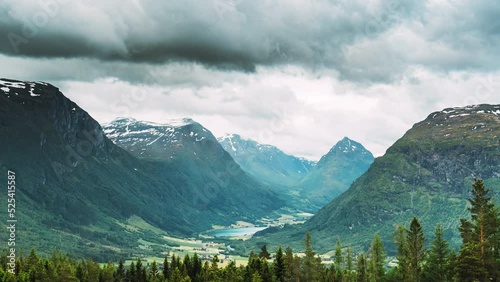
[252, 104, 500, 253]
[0, 78, 284, 259]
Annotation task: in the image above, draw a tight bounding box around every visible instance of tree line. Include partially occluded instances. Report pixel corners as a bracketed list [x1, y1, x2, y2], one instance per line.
[0, 179, 499, 281]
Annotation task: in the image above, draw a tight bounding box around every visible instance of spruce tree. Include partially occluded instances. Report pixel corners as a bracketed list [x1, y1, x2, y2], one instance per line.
[456, 243, 487, 281]
[357, 253, 368, 282]
[162, 254, 170, 280]
[274, 246, 286, 282]
[394, 224, 409, 280]
[191, 253, 202, 282]
[150, 260, 159, 279]
[407, 217, 425, 282]
[422, 224, 450, 282]
[302, 232, 320, 281]
[284, 247, 295, 281]
[368, 233, 385, 282]
[334, 239, 344, 281]
[116, 258, 125, 282]
[335, 239, 343, 270]
[259, 245, 271, 260]
[346, 247, 353, 271]
[458, 179, 499, 280]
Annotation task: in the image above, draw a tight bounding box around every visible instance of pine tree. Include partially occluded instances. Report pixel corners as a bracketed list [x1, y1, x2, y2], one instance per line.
[346, 247, 353, 271]
[136, 258, 146, 282]
[274, 246, 286, 282]
[458, 178, 499, 280]
[171, 254, 179, 272]
[284, 247, 295, 282]
[128, 262, 136, 281]
[252, 271, 263, 282]
[183, 254, 192, 278]
[191, 253, 202, 282]
[302, 232, 320, 281]
[357, 253, 368, 282]
[259, 245, 271, 260]
[114, 258, 125, 282]
[170, 267, 183, 282]
[334, 238, 344, 281]
[260, 260, 272, 282]
[150, 260, 159, 279]
[456, 243, 487, 281]
[368, 233, 385, 282]
[163, 254, 170, 280]
[446, 250, 457, 281]
[335, 239, 343, 270]
[86, 258, 100, 282]
[422, 224, 450, 282]
[394, 224, 409, 280]
[407, 217, 425, 282]
[101, 262, 115, 282]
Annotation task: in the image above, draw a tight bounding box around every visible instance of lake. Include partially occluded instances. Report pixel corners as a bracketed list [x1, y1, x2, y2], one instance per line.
[206, 227, 267, 238]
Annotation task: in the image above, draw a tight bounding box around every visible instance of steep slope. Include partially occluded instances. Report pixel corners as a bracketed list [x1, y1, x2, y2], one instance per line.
[0, 78, 283, 259]
[254, 105, 500, 253]
[102, 118, 285, 218]
[297, 137, 374, 209]
[217, 134, 316, 188]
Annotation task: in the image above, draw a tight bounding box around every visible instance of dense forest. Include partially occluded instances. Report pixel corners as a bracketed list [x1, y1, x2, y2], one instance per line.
[1, 179, 499, 282]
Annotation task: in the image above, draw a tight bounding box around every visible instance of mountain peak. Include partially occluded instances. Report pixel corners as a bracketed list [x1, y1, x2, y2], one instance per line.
[1, 78, 56, 99]
[219, 133, 242, 140]
[425, 104, 500, 123]
[107, 117, 196, 128]
[330, 137, 371, 156]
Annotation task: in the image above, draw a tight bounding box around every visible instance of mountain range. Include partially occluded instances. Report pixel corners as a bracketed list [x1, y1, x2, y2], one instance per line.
[217, 134, 316, 188]
[218, 134, 374, 211]
[0, 78, 284, 259]
[252, 104, 500, 253]
[4, 77, 498, 260]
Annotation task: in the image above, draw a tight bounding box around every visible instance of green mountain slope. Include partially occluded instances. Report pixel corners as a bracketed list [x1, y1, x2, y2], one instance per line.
[297, 137, 374, 210]
[102, 118, 285, 217]
[0, 78, 284, 259]
[253, 104, 500, 253]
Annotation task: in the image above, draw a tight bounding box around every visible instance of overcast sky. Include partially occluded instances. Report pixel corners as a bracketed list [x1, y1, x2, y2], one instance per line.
[1, 0, 500, 160]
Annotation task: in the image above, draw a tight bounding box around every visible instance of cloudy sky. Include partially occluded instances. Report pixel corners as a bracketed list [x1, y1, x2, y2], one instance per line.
[1, 0, 500, 160]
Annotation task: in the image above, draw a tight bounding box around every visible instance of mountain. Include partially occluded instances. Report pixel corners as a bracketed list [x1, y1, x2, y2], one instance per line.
[297, 137, 374, 209]
[217, 135, 373, 211]
[0, 78, 283, 259]
[217, 134, 316, 188]
[102, 118, 285, 219]
[253, 104, 500, 253]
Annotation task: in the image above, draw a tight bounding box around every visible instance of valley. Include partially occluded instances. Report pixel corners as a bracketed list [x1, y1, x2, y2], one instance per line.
[0, 79, 499, 281]
[110, 209, 315, 267]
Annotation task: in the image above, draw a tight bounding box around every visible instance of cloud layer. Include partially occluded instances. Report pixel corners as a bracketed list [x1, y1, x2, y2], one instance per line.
[1, 0, 499, 81]
[1, 0, 500, 159]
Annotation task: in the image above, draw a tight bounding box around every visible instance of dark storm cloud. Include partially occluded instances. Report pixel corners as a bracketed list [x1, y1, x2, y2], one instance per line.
[0, 0, 499, 82]
[0, 1, 421, 73]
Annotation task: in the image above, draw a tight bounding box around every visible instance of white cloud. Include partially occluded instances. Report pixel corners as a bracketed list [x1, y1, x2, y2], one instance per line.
[1, 0, 500, 160]
[58, 66, 500, 160]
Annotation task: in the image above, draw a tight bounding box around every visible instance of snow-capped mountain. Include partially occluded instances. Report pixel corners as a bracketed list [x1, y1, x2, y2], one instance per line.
[103, 117, 212, 160]
[102, 117, 285, 219]
[217, 134, 316, 188]
[0, 78, 285, 258]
